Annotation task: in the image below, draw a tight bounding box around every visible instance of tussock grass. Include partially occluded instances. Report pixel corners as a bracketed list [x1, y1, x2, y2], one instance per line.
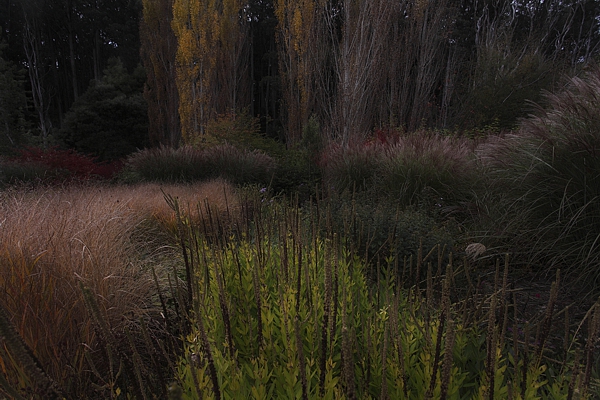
[320, 140, 384, 192]
[377, 132, 478, 206]
[122, 144, 276, 185]
[0, 184, 155, 395]
[121, 145, 207, 183]
[474, 67, 600, 292]
[320, 131, 478, 209]
[0, 179, 241, 397]
[118, 178, 241, 235]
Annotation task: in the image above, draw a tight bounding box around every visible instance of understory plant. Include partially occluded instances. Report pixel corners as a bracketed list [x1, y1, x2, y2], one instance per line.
[168, 196, 599, 399]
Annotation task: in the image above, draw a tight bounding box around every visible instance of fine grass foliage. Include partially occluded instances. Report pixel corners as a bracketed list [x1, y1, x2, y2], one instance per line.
[0, 181, 244, 398]
[0, 185, 158, 397]
[475, 67, 600, 290]
[319, 130, 479, 210]
[121, 145, 209, 183]
[121, 144, 275, 185]
[376, 132, 478, 208]
[125, 178, 242, 238]
[320, 139, 383, 193]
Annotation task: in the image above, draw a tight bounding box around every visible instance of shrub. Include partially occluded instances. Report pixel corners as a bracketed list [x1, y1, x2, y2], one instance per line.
[0, 146, 120, 186]
[476, 67, 600, 290]
[270, 148, 321, 200]
[200, 109, 284, 156]
[59, 58, 148, 161]
[0, 159, 48, 186]
[321, 193, 456, 269]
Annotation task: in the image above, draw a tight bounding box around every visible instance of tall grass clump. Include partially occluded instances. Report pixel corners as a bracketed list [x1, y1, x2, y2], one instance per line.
[376, 132, 478, 208]
[319, 139, 385, 193]
[122, 144, 275, 185]
[320, 130, 479, 211]
[0, 184, 181, 398]
[121, 145, 209, 183]
[124, 178, 242, 238]
[476, 67, 600, 290]
[202, 143, 276, 185]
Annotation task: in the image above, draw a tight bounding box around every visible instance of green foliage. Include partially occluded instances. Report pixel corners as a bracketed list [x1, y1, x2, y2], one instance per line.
[300, 115, 323, 160]
[201, 109, 284, 156]
[454, 40, 557, 131]
[59, 58, 149, 161]
[270, 147, 321, 200]
[321, 192, 456, 268]
[167, 197, 593, 399]
[0, 159, 48, 187]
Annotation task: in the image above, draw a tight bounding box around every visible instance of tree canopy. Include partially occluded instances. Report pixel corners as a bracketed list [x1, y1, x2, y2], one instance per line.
[1, 0, 600, 155]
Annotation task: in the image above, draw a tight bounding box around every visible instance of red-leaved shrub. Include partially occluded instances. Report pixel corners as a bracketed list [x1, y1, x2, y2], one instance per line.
[9, 147, 121, 182]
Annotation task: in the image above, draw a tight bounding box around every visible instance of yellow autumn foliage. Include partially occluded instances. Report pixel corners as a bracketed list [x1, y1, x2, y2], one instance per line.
[172, 0, 249, 145]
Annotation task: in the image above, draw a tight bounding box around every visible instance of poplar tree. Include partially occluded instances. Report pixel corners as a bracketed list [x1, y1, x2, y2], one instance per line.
[214, 0, 251, 117]
[0, 40, 29, 153]
[140, 0, 180, 147]
[327, 0, 394, 144]
[274, 0, 328, 144]
[172, 0, 250, 144]
[172, 0, 219, 142]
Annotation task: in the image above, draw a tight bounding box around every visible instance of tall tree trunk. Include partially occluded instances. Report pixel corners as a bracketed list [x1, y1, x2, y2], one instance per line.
[328, 0, 392, 144]
[23, 18, 51, 147]
[67, 0, 78, 101]
[141, 0, 181, 147]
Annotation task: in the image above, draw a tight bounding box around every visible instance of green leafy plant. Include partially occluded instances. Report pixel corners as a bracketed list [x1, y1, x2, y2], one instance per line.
[167, 197, 596, 399]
